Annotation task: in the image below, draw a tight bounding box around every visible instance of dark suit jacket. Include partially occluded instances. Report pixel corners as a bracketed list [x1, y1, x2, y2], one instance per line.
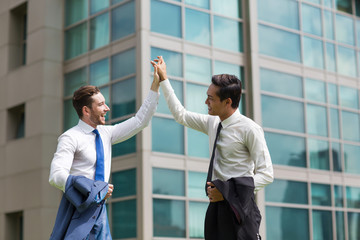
[205, 177, 261, 240]
[50, 175, 109, 240]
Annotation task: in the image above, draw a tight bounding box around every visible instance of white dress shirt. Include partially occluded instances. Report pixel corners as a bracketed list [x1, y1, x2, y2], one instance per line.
[160, 79, 273, 192]
[49, 90, 159, 192]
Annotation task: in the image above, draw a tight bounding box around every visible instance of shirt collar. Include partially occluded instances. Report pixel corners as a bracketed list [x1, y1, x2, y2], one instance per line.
[221, 109, 241, 129]
[78, 119, 95, 134]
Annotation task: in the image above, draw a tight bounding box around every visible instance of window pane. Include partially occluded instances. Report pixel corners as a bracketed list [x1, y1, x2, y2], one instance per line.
[65, 23, 88, 60]
[341, 111, 360, 142]
[259, 24, 301, 62]
[186, 83, 208, 114]
[90, 13, 109, 50]
[305, 78, 325, 103]
[311, 183, 331, 206]
[335, 14, 355, 45]
[266, 206, 309, 240]
[336, 211, 345, 240]
[302, 4, 322, 36]
[330, 108, 340, 139]
[265, 132, 306, 167]
[312, 210, 333, 240]
[324, 0, 333, 8]
[185, 0, 209, 9]
[151, 0, 181, 38]
[185, 55, 211, 84]
[265, 179, 308, 204]
[151, 47, 183, 77]
[337, 46, 357, 77]
[325, 42, 336, 72]
[64, 67, 87, 96]
[111, 78, 136, 118]
[152, 117, 184, 154]
[112, 169, 136, 198]
[262, 95, 305, 133]
[65, 0, 87, 26]
[324, 10, 334, 40]
[90, 0, 109, 15]
[309, 139, 329, 170]
[212, 0, 241, 18]
[305, 0, 320, 4]
[90, 58, 109, 86]
[111, 48, 136, 80]
[334, 185, 344, 207]
[213, 16, 242, 52]
[189, 202, 208, 238]
[158, 79, 183, 115]
[112, 135, 136, 157]
[185, 9, 210, 45]
[64, 99, 78, 131]
[188, 171, 207, 199]
[344, 144, 360, 174]
[153, 199, 185, 237]
[336, 0, 352, 14]
[111, 1, 135, 41]
[303, 36, 324, 69]
[261, 68, 303, 98]
[153, 168, 185, 196]
[339, 86, 358, 109]
[357, 20, 360, 47]
[332, 142, 342, 172]
[188, 127, 209, 158]
[258, 0, 298, 29]
[346, 186, 360, 208]
[327, 83, 338, 105]
[112, 199, 136, 239]
[348, 212, 360, 240]
[214, 61, 242, 80]
[306, 104, 328, 137]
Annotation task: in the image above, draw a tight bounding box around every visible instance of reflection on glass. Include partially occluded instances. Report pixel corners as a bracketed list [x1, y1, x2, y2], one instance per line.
[64, 99, 78, 131]
[90, 58, 109, 86]
[312, 210, 333, 240]
[90, 0, 109, 15]
[325, 42, 336, 72]
[151, 0, 181, 38]
[311, 183, 331, 206]
[265, 179, 308, 204]
[266, 206, 309, 240]
[339, 86, 359, 109]
[305, 0, 320, 4]
[90, 13, 109, 50]
[158, 80, 183, 114]
[111, 78, 136, 118]
[111, 48, 136, 80]
[348, 212, 360, 240]
[212, 0, 241, 18]
[188, 171, 207, 199]
[258, 0, 299, 30]
[214, 61, 242, 80]
[327, 83, 338, 105]
[262, 95, 304, 133]
[185, 0, 209, 9]
[153, 199, 185, 238]
[357, 20, 360, 47]
[342, 111, 360, 142]
[64, 67, 87, 96]
[65, 22, 88, 60]
[332, 142, 342, 172]
[323, 0, 333, 8]
[346, 186, 360, 208]
[308, 138, 329, 170]
[337, 46, 357, 77]
[261, 68, 302, 98]
[185, 9, 210, 45]
[186, 83, 208, 114]
[343, 144, 360, 174]
[324, 10, 334, 40]
[185, 55, 211, 84]
[213, 16, 242, 52]
[302, 4, 322, 36]
[307, 104, 328, 136]
[264, 132, 306, 167]
[336, 212, 345, 240]
[305, 78, 325, 103]
[188, 128, 209, 158]
[152, 117, 184, 154]
[153, 168, 185, 196]
[112, 131, 136, 156]
[112, 1, 135, 41]
[335, 14, 355, 45]
[303, 36, 324, 69]
[189, 202, 208, 238]
[112, 200, 137, 239]
[259, 24, 301, 62]
[112, 169, 136, 198]
[336, 0, 352, 14]
[151, 47, 183, 77]
[334, 185, 344, 207]
[65, 0, 87, 26]
[330, 108, 340, 139]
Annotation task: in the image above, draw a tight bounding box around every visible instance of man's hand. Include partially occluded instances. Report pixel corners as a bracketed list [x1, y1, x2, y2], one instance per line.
[150, 56, 168, 81]
[150, 63, 160, 92]
[207, 182, 224, 202]
[104, 184, 114, 200]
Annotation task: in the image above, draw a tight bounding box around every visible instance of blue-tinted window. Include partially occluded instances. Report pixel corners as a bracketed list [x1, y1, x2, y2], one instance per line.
[265, 179, 308, 204]
[90, 58, 109, 86]
[262, 95, 305, 133]
[303, 36, 324, 69]
[308, 138, 329, 170]
[186, 83, 208, 114]
[112, 200, 137, 238]
[357, 20, 360, 47]
[259, 24, 301, 62]
[329, 108, 340, 139]
[325, 42, 336, 72]
[90, 13, 109, 50]
[213, 0, 241, 18]
[213, 16, 242, 52]
[327, 83, 338, 105]
[305, 78, 325, 103]
[111, 48, 136, 80]
[151, 48, 183, 77]
[344, 144, 360, 174]
[337, 46, 357, 77]
[188, 171, 207, 199]
[111, 77, 136, 118]
[153, 168, 185, 196]
[336, 0, 352, 14]
[185, 55, 211, 84]
[112, 169, 136, 198]
[335, 14, 355, 46]
[187, 127, 209, 158]
[90, 0, 109, 15]
[111, 1, 135, 41]
[341, 111, 360, 142]
[65, 22, 87, 60]
[158, 80, 183, 115]
[151, 0, 181, 38]
[152, 117, 184, 154]
[334, 185, 344, 207]
[339, 86, 358, 109]
[302, 4, 322, 36]
[311, 183, 331, 206]
[64, 99, 78, 131]
[348, 212, 360, 240]
[65, 0, 87, 26]
[336, 211, 345, 240]
[112, 135, 136, 157]
[346, 186, 360, 208]
[324, 0, 333, 8]
[324, 10, 334, 40]
[185, 0, 209, 9]
[214, 61, 242, 80]
[332, 142, 342, 172]
[185, 9, 210, 45]
[312, 210, 333, 240]
[306, 104, 328, 137]
[189, 202, 208, 238]
[265, 132, 306, 167]
[64, 67, 87, 96]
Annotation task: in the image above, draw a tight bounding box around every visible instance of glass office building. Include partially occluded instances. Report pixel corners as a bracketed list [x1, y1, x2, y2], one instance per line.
[0, 0, 360, 239]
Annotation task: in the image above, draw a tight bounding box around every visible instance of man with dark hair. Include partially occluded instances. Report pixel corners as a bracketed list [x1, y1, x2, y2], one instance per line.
[49, 70, 160, 239]
[151, 56, 273, 240]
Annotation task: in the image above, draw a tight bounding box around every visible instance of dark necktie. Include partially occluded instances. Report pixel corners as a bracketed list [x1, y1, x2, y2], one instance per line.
[93, 129, 105, 181]
[205, 122, 222, 195]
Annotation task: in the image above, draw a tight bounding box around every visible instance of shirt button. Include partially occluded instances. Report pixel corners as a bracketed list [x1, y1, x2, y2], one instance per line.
[92, 216, 96, 219]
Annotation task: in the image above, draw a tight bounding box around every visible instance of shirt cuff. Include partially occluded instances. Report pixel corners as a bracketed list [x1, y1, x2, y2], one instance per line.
[149, 88, 160, 100]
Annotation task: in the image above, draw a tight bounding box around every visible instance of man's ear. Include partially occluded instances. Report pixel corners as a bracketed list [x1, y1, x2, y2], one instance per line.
[225, 98, 232, 107]
[82, 106, 90, 117]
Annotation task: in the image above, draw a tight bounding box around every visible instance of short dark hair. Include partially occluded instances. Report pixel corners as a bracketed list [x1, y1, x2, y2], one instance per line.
[211, 74, 242, 109]
[72, 85, 100, 118]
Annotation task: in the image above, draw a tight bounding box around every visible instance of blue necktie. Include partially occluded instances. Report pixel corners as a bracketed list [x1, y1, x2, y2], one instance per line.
[93, 129, 104, 181]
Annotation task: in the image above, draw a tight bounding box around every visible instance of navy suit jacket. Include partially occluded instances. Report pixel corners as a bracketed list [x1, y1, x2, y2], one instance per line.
[50, 175, 109, 240]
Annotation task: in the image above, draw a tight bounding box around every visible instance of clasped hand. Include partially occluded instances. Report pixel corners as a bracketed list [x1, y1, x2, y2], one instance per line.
[207, 182, 224, 202]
